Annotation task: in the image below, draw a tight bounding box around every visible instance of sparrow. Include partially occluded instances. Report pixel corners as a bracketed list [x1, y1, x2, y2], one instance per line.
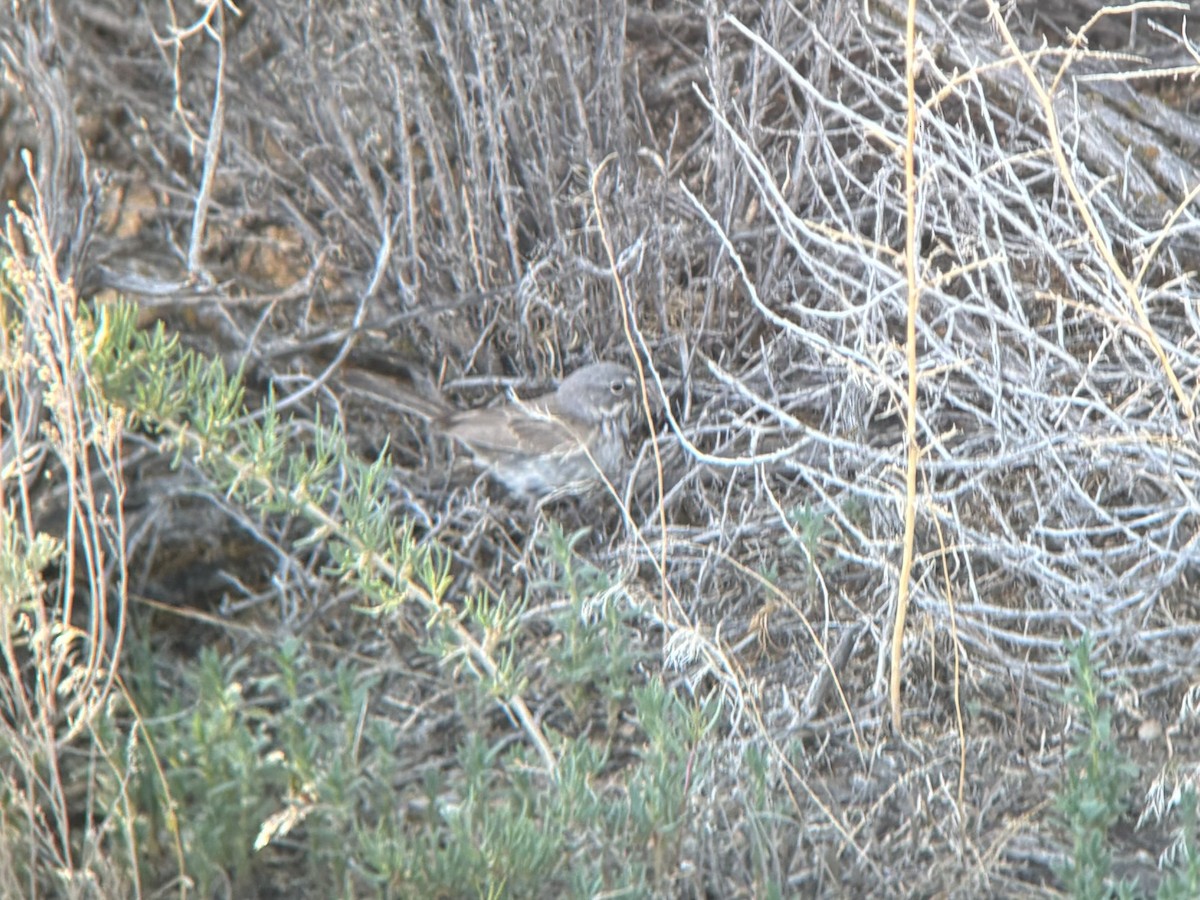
[340, 362, 639, 497]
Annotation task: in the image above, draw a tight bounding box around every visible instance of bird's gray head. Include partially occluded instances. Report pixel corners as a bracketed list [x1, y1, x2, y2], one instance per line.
[556, 362, 638, 424]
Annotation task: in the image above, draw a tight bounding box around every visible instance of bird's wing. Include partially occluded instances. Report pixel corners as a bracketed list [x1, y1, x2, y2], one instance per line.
[440, 403, 580, 456]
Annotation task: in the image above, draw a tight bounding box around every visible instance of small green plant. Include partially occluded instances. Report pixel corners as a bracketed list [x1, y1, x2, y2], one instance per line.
[1054, 639, 1200, 899]
[1055, 636, 1139, 899]
[123, 636, 393, 895]
[538, 523, 642, 716]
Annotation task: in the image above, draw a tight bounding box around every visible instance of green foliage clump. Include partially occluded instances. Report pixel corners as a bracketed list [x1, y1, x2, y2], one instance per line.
[1053, 637, 1200, 900]
[1056, 636, 1140, 899]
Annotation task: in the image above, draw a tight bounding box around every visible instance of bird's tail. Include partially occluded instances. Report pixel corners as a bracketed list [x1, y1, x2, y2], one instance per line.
[335, 365, 450, 421]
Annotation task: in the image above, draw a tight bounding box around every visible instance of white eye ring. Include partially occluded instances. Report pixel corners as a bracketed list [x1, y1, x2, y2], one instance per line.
[610, 381, 626, 394]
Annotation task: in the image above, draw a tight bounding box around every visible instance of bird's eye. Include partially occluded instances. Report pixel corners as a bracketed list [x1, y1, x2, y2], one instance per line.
[610, 381, 626, 394]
